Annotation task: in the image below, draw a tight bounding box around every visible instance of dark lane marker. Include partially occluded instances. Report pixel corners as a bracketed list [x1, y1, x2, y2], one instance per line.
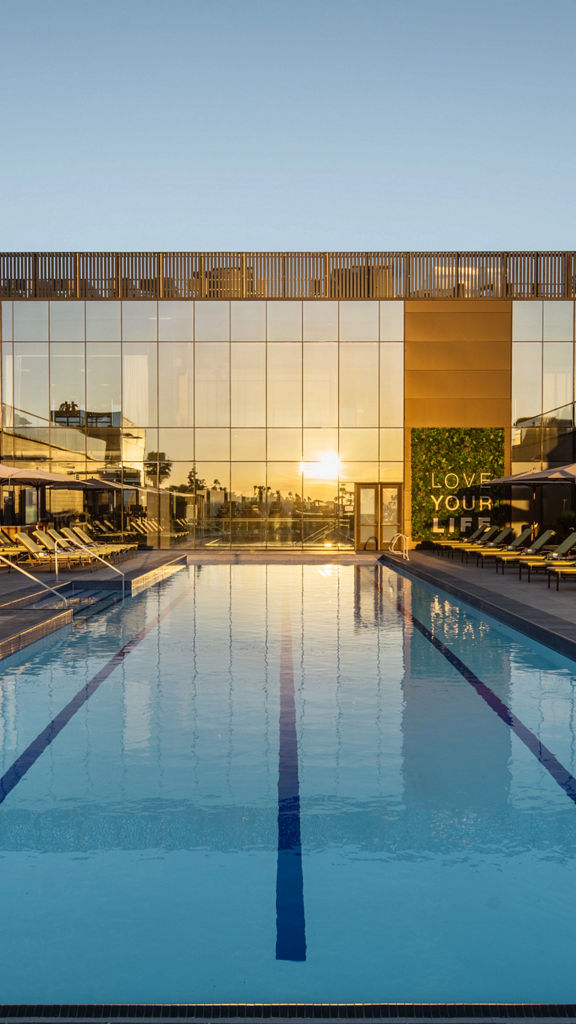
[276, 606, 306, 961]
[0, 584, 194, 806]
[373, 568, 576, 806]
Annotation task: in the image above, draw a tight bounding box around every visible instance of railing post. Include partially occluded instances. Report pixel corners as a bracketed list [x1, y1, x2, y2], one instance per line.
[75, 252, 80, 299]
[158, 252, 164, 299]
[116, 255, 122, 300]
[325, 252, 330, 298]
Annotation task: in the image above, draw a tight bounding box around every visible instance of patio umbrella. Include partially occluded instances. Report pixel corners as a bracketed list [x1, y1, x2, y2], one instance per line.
[0, 464, 92, 489]
[486, 464, 576, 486]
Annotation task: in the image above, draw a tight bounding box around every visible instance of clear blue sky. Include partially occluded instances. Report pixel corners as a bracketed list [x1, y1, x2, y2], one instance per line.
[1, 0, 575, 252]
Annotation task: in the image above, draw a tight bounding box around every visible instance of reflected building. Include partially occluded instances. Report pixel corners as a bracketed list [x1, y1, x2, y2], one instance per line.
[0, 252, 575, 548]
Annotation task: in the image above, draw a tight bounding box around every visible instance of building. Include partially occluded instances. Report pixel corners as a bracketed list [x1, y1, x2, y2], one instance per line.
[0, 251, 575, 549]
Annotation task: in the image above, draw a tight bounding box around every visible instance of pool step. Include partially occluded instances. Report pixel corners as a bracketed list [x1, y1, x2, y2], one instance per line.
[29, 588, 123, 619]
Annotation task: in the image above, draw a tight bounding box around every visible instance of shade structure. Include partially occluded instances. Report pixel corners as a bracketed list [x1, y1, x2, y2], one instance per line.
[0, 464, 93, 489]
[487, 464, 576, 486]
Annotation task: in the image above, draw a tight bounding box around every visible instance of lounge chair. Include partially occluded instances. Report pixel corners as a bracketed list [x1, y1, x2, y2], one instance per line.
[434, 524, 490, 554]
[67, 525, 136, 559]
[453, 526, 511, 563]
[493, 529, 555, 573]
[32, 529, 94, 568]
[517, 531, 576, 581]
[476, 526, 534, 568]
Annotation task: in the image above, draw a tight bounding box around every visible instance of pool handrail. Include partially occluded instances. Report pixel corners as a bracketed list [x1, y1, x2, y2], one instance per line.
[0, 552, 69, 608]
[59, 536, 126, 599]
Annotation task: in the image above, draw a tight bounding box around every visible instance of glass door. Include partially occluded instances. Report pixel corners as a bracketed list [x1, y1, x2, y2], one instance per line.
[354, 483, 402, 550]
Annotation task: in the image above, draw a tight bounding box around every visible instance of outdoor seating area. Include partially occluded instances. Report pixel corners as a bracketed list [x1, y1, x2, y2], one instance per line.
[430, 523, 576, 591]
[0, 523, 138, 574]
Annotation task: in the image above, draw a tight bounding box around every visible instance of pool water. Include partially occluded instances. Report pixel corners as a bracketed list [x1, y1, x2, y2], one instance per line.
[1, 562, 576, 1004]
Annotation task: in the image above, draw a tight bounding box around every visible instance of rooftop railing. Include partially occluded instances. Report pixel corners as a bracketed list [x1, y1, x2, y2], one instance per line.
[0, 251, 574, 301]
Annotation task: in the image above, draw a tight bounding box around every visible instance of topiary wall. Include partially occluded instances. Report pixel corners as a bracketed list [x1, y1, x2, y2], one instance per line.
[411, 427, 506, 541]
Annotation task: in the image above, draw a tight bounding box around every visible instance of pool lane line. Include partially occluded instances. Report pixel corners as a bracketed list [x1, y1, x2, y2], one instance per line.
[276, 604, 307, 962]
[0, 582, 195, 807]
[371, 568, 576, 807]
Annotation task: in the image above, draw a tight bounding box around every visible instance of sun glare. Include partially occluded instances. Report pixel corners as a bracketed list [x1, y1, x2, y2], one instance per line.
[299, 452, 341, 480]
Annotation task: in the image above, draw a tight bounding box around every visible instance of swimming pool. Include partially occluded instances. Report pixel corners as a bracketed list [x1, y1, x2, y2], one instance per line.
[1, 562, 576, 1005]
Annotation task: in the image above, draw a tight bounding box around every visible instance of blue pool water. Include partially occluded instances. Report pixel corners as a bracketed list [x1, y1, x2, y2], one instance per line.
[2, 562, 576, 1003]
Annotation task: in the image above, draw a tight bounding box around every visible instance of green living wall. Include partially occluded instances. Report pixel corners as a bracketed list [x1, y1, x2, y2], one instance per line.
[411, 427, 505, 542]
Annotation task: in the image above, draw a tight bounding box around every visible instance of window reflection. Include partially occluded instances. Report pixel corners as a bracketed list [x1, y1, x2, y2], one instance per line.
[86, 301, 121, 341]
[158, 342, 194, 426]
[380, 461, 404, 482]
[267, 301, 302, 341]
[543, 342, 573, 412]
[231, 301, 266, 341]
[2, 302, 13, 341]
[195, 302, 229, 341]
[339, 301, 378, 341]
[512, 301, 542, 342]
[231, 429, 266, 460]
[195, 428, 230, 461]
[158, 301, 193, 341]
[49, 302, 84, 341]
[50, 343, 85, 426]
[303, 342, 338, 427]
[195, 343, 230, 426]
[380, 343, 403, 426]
[339, 429, 378, 460]
[379, 428, 404, 461]
[543, 302, 573, 341]
[2, 342, 13, 412]
[123, 343, 157, 426]
[267, 428, 302, 460]
[231, 343, 265, 426]
[339, 343, 378, 426]
[512, 342, 542, 424]
[231, 462, 266, 547]
[303, 428, 338, 461]
[13, 302, 48, 342]
[380, 301, 404, 341]
[267, 343, 302, 427]
[303, 301, 338, 341]
[266, 462, 303, 547]
[157, 429, 194, 462]
[86, 342, 121, 420]
[14, 343, 49, 418]
[122, 301, 157, 342]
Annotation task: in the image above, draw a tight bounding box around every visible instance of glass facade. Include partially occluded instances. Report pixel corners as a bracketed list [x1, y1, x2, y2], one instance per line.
[0, 300, 404, 548]
[511, 301, 576, 469]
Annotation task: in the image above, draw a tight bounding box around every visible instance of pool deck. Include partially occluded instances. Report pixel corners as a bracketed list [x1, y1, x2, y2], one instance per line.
[381, 548, 576, 662]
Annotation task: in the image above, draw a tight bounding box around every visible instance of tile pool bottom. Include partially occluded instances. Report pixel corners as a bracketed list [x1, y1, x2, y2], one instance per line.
[1, 563, 576, 1004]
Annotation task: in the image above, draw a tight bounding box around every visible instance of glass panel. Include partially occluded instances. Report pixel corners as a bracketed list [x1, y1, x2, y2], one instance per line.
[157, 429, 194, 462]
[195, 301, 229, 341]
[86, 342, 121, 423]
[380, 428, 404, 461]
[339, 301, 378, 341]
[267, 428, 302, 460]
[161, 460, 198, 490]
[122, 301, 157, 342]
[267, 343, 302, 427]
[14, 301, 48, 342]
[50, 343, 85, 427]
[2, 343, 13, 411]
[339, 342, 378, 426]
[303, 301, 338, 341]
[2, 302, 13, 341]
[14, 342, 49, 418]
[230, 343, 265, 426]
[302, 468, 339, 547]
[360, 487, 376, 521]
[231, 301, 266, 341]
[231, 429, 266, 460]
[380, 461, 404, 482]
[267, 301, 302, 341]
[543, 301, 573, 341]
[512, 301, 542, 342]
[194, 462, 230, 548]
[49, 302, 84, 341]
[340, 429, 378, 460]
[339, 461, 379, 483]
[195, 428, 230, 461]
[195, 343, 230, 427]
[158, 342, 194, 426]
[50, 419, 86, 457]
[266, 462, 303, 547]
[13, 427, 51, 461]
[158, 301, 193, 341]
[303, 342, 338, 427]
[86, 301, 121, 341]
[123, 342, 157, 426]
[512, 342, 542, 424]
[380, 301, 404, 341]
[303, 428, 338, 461]
[380, 342, 403, 427]
[231, 462, 266, 547]
[543, 342, 573, 413]
[86, 428, 121, 462]
[122, 428, 157, 473]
